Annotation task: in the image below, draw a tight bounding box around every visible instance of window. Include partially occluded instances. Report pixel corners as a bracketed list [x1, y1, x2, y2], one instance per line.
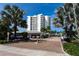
[30, 17, 37, 31]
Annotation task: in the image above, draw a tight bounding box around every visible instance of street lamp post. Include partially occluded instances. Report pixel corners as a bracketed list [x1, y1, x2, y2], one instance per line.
[62, 6, 66, 26]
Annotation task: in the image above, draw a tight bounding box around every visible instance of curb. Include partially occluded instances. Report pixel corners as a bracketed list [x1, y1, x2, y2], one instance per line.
[59, 38, 70, 56]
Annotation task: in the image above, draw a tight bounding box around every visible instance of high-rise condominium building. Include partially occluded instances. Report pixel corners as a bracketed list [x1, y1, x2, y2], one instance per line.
[27, 14, 50, 33]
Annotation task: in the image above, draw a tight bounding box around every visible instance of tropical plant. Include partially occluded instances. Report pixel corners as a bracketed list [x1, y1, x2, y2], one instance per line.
[1, 5, 27, 39]
[41, 27, 47, 33]
[41, 26, 50, 33]
[0, 19, 10, 40]
[53, 18, 62, 27]
[46, 26, 51, 33]
[53, 3, 79, 42]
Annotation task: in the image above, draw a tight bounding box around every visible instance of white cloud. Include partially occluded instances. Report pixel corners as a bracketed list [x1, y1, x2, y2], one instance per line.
[54, 9, 57, 13]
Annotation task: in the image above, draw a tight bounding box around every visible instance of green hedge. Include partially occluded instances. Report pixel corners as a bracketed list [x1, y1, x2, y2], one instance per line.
[0, 40, 8, 44]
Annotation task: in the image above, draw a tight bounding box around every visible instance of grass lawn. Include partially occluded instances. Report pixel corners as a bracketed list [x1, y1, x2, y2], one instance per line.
[63, 41, 79, 56]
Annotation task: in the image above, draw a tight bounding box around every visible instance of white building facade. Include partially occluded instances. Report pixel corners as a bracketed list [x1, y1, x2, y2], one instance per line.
[27, 14, 50, 33]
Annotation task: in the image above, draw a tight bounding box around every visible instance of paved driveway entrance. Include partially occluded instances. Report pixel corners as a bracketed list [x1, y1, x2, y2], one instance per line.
[0, 37, 69, 56]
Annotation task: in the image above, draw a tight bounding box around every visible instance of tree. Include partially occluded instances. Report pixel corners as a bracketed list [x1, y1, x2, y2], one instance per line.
[53, 3, 79, 42]
[46, 26, 51, 33]
[1, 5, 27, 39]
[41, 26, 50, 33]
[53, 18, 62, 27]
[41, 27, 47, 33]
[0, 19, 10, 40]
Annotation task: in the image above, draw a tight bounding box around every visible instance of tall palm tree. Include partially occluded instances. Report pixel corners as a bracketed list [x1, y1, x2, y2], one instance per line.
[53, 3, 79, 41]
[62, 3, 79, 34]
[0, 19, 10, 40]
[56, 3, 74, 26]
[1, 5, 27, 39]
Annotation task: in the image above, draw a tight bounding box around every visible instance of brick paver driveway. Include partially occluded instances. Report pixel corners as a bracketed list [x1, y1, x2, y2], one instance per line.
[0, 37, 69, 56]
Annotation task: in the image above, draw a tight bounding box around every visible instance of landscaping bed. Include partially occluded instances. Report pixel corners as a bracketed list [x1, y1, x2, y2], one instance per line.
[63, 41, 79, 56]
[0, 40, 8, 44]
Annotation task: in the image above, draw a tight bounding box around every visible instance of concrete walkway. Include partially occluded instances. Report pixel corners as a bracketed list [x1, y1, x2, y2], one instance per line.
[0, 45, 68, 56]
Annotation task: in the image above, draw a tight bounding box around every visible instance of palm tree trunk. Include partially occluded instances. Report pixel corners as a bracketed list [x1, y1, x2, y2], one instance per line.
[63, 6, 66, 26]
[7, 32, 9, 42]
[14, 21, 17, 39]
[14, 25, 16, 39]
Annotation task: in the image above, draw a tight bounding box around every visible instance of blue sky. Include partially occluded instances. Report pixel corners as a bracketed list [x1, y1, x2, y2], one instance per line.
[0, 3, 64, 32]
